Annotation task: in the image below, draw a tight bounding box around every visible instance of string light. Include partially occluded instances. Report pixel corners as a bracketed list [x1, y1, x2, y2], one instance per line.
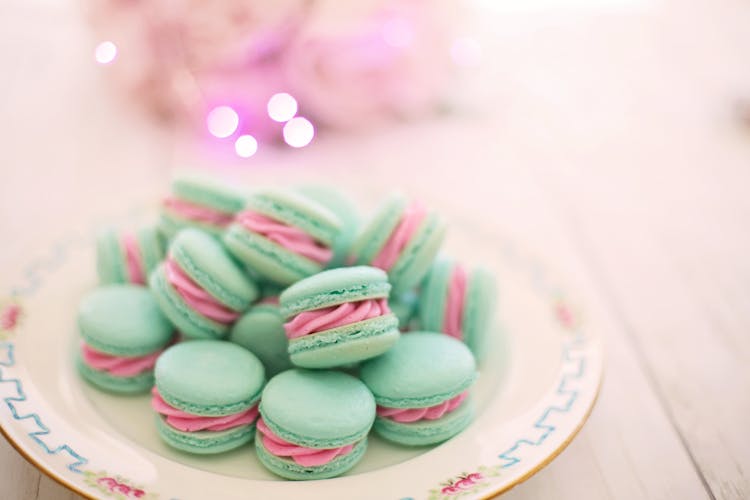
[283, 117, 314, 148]
[234, 135, 258, 158]
[206, 106, 239, 138]
[95, 41, 117, 64]
[267, 93, 298, 122]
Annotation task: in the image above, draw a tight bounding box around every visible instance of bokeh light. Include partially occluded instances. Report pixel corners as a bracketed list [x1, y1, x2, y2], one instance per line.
[450, 37, 482, 67]
[382, 19, 414, 48]
[206, 106, 239, 138]
[94, 41, 117, 64]
[283, 117, 314, 148]
[267, 93, 298, 122]
[234, 135, 258, 158]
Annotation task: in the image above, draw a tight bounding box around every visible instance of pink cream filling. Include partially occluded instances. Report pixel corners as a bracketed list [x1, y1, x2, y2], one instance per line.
[371, 202, 427, 271]
[284, 298, 390, 339]
[80, 343, 164, 377]
[151, 388, 259, 432]
[165, 257, 240, 324]
[236, 211, 333, 264]
[444, 266, 468, 340]
[122, 233, 145, 285]
[162, 197, 235, 227]
[377, 392, 468, 423]
[256, 418, 354, 467]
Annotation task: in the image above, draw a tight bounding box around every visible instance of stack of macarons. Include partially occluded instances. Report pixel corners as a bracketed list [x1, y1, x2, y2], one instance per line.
[76, 285, 174, 393]
[76, 173, 498, 481]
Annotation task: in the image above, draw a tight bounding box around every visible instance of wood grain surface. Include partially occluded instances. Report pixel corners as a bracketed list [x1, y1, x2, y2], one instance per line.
[1, 0, 749, 498]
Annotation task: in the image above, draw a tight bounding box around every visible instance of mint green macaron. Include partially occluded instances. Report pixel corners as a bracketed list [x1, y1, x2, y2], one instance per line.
[229, 301, 293, 376]
[149, 228, 259, 340]
[279, 266, 400, 368]
[296, 185, 359, 269]
[419, 258, 497, 362]
[349, 194, 445, 294]
[76, 285, 173, 394]
[97, 226, 165, 285]
[152, 340, 265, 454]
[223, 189, 342, 285]
[160, 174, 247, 240]
[360, 332, 478, 446]
[389, 290, 420, 331]
[255, 369, 375, 480]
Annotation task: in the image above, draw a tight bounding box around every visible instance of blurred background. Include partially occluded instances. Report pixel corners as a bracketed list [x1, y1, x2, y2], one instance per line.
[1, 0, 749, 498]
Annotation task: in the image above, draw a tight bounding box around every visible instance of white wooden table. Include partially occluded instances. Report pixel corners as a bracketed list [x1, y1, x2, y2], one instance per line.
[1, 0, 749, 498]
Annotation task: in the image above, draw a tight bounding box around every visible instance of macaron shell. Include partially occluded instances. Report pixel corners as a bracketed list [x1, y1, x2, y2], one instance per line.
[359, 331, 477, 408]
[255, 434, 367, 480]
[155, 416, 255, 454]
[288, 314, 400, 369]
[388, 213, 446, 294]
[350, 195, 407, 266]
[96, 229, 127, 284]
[246, 189, 342, 246]
[259, 369, 375, 449]
[76, 355, 154, 394]
[229, 305, 293, 376]
[78, 285, 173, 356]
[136, 225, 166, 276]
[463, 267, 497, 361]
[373, 398, 474, 446]
[418, 258, 455, 332]
[159, 212, 225, 241]
[296, 185, 360, 269]
[279, 266, 390, 318]
[155, 340, 265, 416]
[223, 226, 322, 285]
[149, 265, 227, 340]
[389, 290, 420, 330]
[170, 229, 259, 311]
[171, 175, 248, 213]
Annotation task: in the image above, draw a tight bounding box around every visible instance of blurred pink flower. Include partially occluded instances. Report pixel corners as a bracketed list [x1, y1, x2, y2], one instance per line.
[87, 0, 457, 135]
[284, 7, 450, 129]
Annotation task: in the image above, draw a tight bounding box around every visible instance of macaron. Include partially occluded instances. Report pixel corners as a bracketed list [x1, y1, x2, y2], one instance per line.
[389, 290, 420, 331]
[97, 226, 165, 285]
[419, 258, 497, 361]
[160, 174, 247, 240]
[151, 340, 265, 454]
[296, 185, 359, 269]
[360, 332, 478, 446]
[255, 369, 375, 480]
[229, 299, 293, 376]
[76, 285, 174, 394]
[149, 228, 259, 340]
[223, 189, 342, 285]
[279, 266, 400, 368]
[349, 194, 445, 294]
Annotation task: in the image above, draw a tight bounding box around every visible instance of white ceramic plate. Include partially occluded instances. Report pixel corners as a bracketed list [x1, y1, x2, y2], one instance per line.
[0, 207, 602, 500]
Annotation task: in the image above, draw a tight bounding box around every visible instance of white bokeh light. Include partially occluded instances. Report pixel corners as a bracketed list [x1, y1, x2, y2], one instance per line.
[206, 106, 239, 138]
[234, 135, 258, 158]
[267, 93, 298, 122]
[450, 37, 482, 67]
[95, 41, 117, 64]
[283, 117, 314, 148]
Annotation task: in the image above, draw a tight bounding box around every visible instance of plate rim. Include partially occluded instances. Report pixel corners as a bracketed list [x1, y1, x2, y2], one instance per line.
[0, 373, 602, 500]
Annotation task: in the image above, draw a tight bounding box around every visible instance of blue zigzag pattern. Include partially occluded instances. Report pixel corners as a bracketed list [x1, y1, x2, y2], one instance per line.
[11, 233, 86, 297]
[0, 342, 88, 473]
[497, 340, 586, 468]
